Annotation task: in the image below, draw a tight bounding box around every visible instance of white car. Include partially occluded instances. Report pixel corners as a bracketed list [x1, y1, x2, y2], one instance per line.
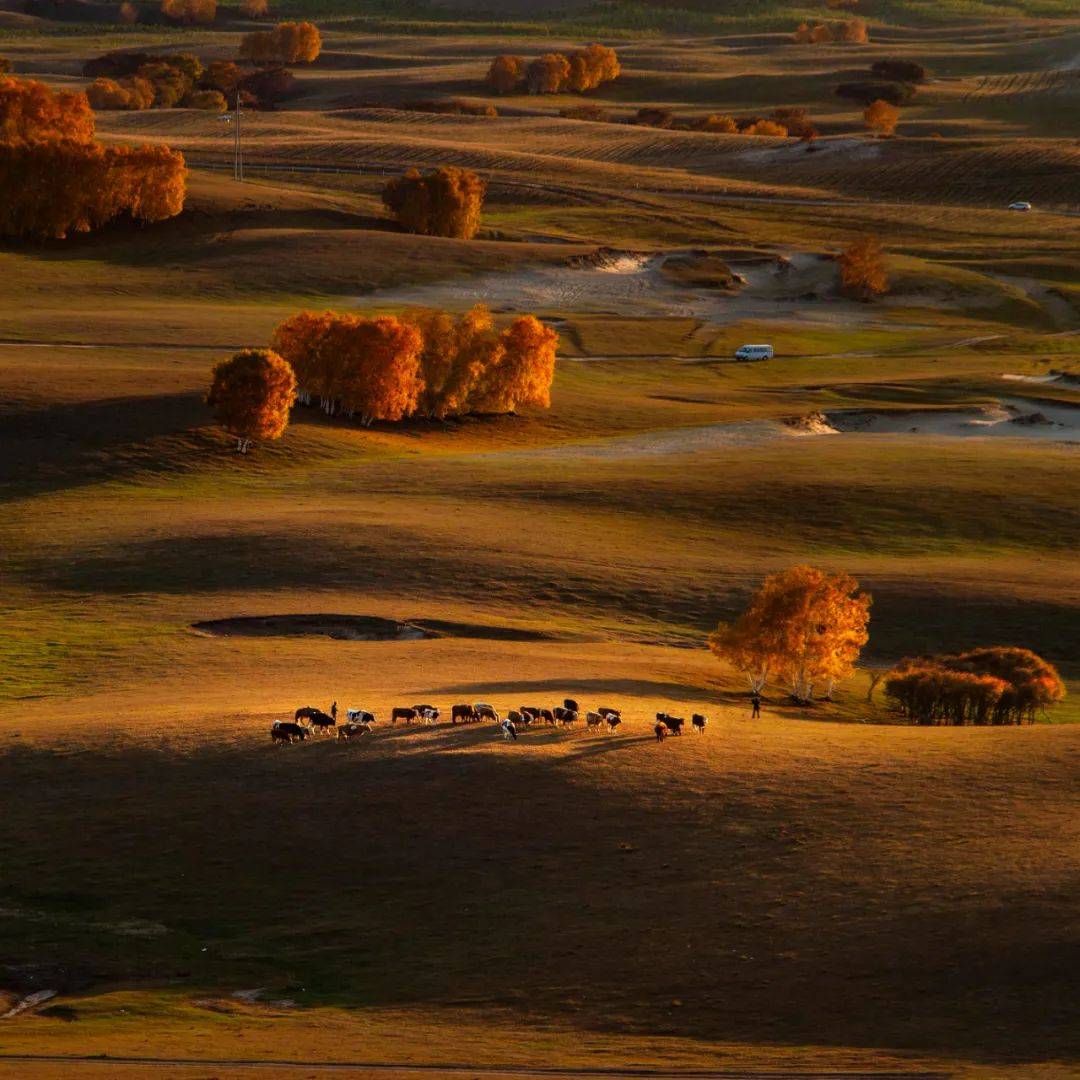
[734, 344, 774, 361]
[1008, 201, 1032, 212]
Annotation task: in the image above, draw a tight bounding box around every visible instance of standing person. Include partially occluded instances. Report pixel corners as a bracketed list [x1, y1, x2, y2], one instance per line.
[750, 691, 761, 719]
[330, 700, 338, 722]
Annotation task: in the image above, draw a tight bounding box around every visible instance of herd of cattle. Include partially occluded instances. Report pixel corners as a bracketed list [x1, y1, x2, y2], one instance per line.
[270, 700, 709, 744]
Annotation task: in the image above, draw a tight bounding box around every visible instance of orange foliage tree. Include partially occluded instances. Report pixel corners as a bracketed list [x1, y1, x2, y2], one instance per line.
[207, 348, 297, 452]
[0, 75, 185, 239]
[794, 18, 868, 44]
[527, 53, 570, 94]
[709, 565, 871, 702]
[239, 21, 321, 64]
[0, 75, 94, 143]
[240, 0, 269, 16]
[838, 236, 888, 300]
[382, 166, 486, 240]
[161, 0, 216, 23]
[485, 55, 525, 94]
[270, 305, 557, 423]
[743, 119, 788, 137]
[885, 648, 1065, 725]
[864, 97, 899, 136]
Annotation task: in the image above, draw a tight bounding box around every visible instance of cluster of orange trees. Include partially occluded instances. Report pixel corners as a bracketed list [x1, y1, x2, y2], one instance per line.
[486, 44, 619, 95]
[0, 76, 185, 239]
[238, 22, 321, 65]
[382, 166, 486, 240]
[84, 52, 298, 112]
[794, 17, 868, 44]
[885, 648, 1065, 725]
[270, 305, 557, 425]
[626, 106, 815, 140]
[710, 566, 872, 703]
[838, 236, 888, 300]
[160, 0, 216, 24]
[87, 53, 224, 113]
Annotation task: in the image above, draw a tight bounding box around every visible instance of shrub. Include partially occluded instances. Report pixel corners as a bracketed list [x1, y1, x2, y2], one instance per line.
[885, 648, 1064, 725]
[86, 77, 132, 110]
[239, 0, 268, 16]
[382, 166, 485, 240]
[838, 236, 888, 300]
[693, 113, 737, 133]
[406, 99, 496, 117]
[632, 106, 674, 128]
[0, 139, 185, 238]
[772, 106, 815, 138]
[239, 21, 321, 64]
[560, 104, 610, 122]
[743, 119, 788, 137]
[871, 58, 927, 83]
[161, 0, 216, 24]
[527, 53, 570, 95]
[836, 80, 915, 106]
[0, 76, 95, 143]
[485, 55, 525, 95]
[864, 98, 899, 135]
[207, 348, 297, 453]
[238, 66, 298, 107]
[201, 59, 241, 96]
[794, 18, 867, 44]
[184, 89, 227, 111]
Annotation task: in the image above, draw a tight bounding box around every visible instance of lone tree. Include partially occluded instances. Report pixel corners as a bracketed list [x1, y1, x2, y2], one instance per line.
[838, 236, 888, 300]
[864, 98, 899, 136]
[207, 348, 297, 452]
[709, 565, 871, 703]
[382, 166, 486, 239]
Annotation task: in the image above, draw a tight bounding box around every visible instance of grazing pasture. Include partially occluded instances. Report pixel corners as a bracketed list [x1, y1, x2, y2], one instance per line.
[0, 1, 1077, 1076]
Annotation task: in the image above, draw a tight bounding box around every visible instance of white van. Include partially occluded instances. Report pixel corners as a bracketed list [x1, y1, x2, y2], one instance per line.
[734, 344, 774, 361]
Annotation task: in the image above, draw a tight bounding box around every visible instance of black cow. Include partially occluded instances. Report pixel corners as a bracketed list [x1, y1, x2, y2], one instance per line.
[538, 708, 556, 725]
[307, 710, 336, 734]
[563, 698, 580, 712]
[598, 706, 621, 720]
[452, 703, 478, 724]
[692, 713, 708, 734]
[272, 721, 308, 744]
[392, 707, 419, 724]
[295, 706, 321, 722]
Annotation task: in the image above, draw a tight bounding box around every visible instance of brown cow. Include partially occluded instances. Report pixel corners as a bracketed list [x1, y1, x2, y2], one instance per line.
[391, 707, 419, 724]
[452, 703, 478, 724]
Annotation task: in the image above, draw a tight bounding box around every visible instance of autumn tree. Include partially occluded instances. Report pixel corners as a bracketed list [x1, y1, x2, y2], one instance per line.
[185, 89, 227, 112]
[240, 0, 269, 16]
[526, 53, 570, 95]
[202, 60, 242, 96]
[87, 77, 133, 110]
[382, 166, 486, 240]
[693, 113, 737, 133]
[0, 76, 95, 143]
[239, 21, 321, 64]
[475, 314, 558, 413]
[864, 97, 899, 136]
[486, 55, 525, 94]
[117, 1, 138, 23]
[838, 236, 888, 300]
[743, 119, 788, 137]
[565, 44, 620, 91]
[709, 566, 871, 702]
[207, 349, 296, 452]
[161, 0, 216, 23]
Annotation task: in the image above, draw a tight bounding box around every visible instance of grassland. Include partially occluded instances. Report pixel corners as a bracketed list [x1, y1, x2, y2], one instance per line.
[0, 5, 1078, 1078]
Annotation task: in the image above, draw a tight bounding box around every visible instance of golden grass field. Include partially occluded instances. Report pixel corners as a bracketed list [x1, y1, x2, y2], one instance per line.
[0, 4, 1078, 1077]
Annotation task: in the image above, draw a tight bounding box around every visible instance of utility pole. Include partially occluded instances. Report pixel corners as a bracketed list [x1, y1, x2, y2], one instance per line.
[233, 89, 244, 182]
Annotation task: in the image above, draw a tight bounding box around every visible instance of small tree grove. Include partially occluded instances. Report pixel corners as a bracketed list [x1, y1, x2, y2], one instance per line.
[206, 348, 297, 452]
[485, 44, 619, 95]
[382, 166, 486, 240]
[0, 76, 185, 239]
[864, 98, 899, 136]
[885, 648, 1065, 725]
[709, 566, 871, 703]
[270, 305, 557, 424]
[239, 22, 321, 65]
